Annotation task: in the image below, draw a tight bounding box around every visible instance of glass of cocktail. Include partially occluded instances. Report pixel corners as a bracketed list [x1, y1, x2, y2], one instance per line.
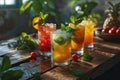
[69, 23, 85, 55]
[82, 20, 97, 49]
[38, 23, 56, 57]
[50, 29, 71, 66]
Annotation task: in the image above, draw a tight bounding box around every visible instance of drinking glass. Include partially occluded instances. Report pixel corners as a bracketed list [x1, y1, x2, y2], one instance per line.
[38, 23, 56, 57]
[50, 29, 71, 66]
[82, 20, 96, 49]
[70, 23, 85, 55]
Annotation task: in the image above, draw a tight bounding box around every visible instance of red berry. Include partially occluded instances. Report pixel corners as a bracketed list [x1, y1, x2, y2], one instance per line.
[102, 27, 111, 33]
[32, 33, 37, 38]
[111, 26, 118, 31]
[116, 28, 120, 34]
[30, 52, 37, 59]
[72, 54, 78, 61]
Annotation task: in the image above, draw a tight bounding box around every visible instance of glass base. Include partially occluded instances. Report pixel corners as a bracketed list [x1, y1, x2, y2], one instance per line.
[85, 44, 94, 49]
[43, 52, 51, 57]
[53, 60, 70, 66]
[71, 49, 84, 55]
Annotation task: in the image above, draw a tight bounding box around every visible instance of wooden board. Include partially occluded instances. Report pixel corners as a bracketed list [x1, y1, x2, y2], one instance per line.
[41, 40, 120, 80]
[0, 37, 120, 80]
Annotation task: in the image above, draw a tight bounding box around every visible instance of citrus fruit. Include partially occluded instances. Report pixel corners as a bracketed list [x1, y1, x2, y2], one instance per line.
[69, 23, 77, 29]
[32, 16, 41, 30]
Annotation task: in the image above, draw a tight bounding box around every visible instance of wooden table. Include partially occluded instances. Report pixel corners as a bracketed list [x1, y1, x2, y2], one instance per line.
[0, 36, 120, 80]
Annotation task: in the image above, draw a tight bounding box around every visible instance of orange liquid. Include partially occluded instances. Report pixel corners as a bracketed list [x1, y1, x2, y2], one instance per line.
[84, 23, 94, 45]
[71, 26, 85, 50]
[52, 40, 71, 63]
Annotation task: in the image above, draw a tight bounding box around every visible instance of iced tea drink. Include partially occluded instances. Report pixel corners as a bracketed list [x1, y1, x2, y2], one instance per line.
[51, 29, 71, 66]
[70, 23, 85, 55]
[38, 23, 56, 56]
[82, 20, 96, 48]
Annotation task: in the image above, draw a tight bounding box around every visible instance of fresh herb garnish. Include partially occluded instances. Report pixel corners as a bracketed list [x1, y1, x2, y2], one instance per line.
[61, 23, 75, 33]
[82, 52, 93, 62]
[0, 56, 23, 80]
[70, 15, 81, 25]
[8, 32, 38, 50]
[39, 12, 48, 24]
[54, 36, 66, 45]
[69, 68, 84, 77]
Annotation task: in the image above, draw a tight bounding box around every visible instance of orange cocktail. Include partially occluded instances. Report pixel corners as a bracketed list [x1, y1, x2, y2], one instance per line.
[51, 29, 71, 66]
[83, 20, 97, 48]
[38, 23, 56, 56]
[70, 23, 85, 55]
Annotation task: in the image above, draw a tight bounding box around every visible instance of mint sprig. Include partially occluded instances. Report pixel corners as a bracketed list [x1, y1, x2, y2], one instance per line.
[61, 24, 75, 33]
[82, 52, 93, 62]
[70, 15, 81, 25]
[39, 12, 48, 24]
[8, 32, 38, 50]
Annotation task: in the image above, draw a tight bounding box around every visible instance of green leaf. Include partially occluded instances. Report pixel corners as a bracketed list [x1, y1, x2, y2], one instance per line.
[70, 68, 84, 77]
[70, 16, 77, 24]
[61, 24, 66, 31]
[20, 1, 32, 14]
[1, 70, 23, 80]
[21, 32, 28, 39]
[32, 72, 41, 80]
[61, 23, 75, 33]
[54, 36, 66, 45]
[83, 52, 93, 62]
[32, 0, 42, 14]
[69, 0, 78, 7]
[39, 12, 48, 20]
[1, 56, 11, 72]
[15, 32, 38, 50]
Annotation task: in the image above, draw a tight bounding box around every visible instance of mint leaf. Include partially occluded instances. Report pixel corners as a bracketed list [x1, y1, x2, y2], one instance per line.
[39, 12, 48, 24]
[83, 52, 93, 62]
[2, 70, 23, 80]
[1, 56, 11, 72]
[70, 68, 84, 77]
[70, 16, 77, 24]
[61, 23, 75, 33]
[54, 36, 66, 45]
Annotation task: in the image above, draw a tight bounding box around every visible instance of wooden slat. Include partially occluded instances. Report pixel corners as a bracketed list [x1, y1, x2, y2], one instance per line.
[41, 37, 120, 80]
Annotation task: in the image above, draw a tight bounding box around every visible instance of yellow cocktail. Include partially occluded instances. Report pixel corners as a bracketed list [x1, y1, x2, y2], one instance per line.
[82, 20, 97, 48]
[70, 23, 85, 55]
[51, 29, 71, 66]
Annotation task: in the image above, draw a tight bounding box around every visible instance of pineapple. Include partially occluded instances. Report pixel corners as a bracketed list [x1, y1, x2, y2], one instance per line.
[103, 1, 120, 28]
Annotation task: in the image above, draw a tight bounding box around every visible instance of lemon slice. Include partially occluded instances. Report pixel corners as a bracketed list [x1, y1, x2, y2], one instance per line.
[69, 23, 77, 29]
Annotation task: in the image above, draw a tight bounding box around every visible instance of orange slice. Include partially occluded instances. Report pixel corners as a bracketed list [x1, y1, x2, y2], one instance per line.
[32, 16, 41, 30]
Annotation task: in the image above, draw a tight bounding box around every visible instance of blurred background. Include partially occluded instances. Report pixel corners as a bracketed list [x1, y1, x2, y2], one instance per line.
[0, 0, 119, 40]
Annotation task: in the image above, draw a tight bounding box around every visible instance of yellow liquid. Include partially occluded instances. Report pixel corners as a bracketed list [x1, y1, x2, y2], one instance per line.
[52, 41, 71, 63]
[84, 22, 95, 46]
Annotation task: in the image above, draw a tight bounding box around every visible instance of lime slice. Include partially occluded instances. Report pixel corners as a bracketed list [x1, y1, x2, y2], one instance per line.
[54, 36, 66, 45]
